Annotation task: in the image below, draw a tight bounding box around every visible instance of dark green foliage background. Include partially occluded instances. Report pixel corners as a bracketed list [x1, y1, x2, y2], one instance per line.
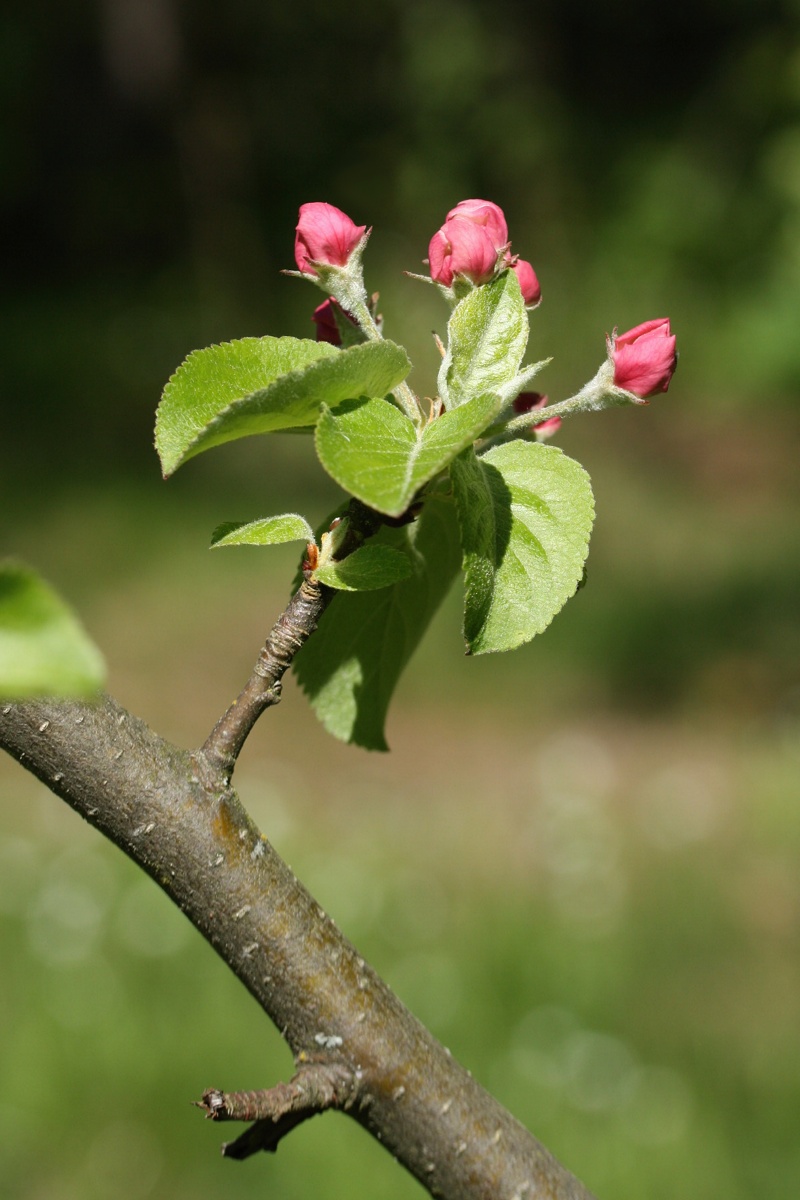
[1, 2, 799, 1198]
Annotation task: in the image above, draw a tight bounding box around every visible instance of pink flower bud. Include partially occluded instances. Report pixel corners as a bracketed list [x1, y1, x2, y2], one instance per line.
[294, 202, 366, 275]
[446, 199, 509, 251]
[512, 392, 561, 439]
[511, 258, 541, 307]
[532, 416, 562, 440]
[610, 318, 677, 398]
[513, 391, 548, 415]
[428, 216, 499, 288]
[311, 299, 351, 345]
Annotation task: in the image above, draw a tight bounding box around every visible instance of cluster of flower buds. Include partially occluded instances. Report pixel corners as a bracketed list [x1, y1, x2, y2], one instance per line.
[427, 199, 541, 306]
[293, 199, 541, 310]
[292, 201, 677, 417]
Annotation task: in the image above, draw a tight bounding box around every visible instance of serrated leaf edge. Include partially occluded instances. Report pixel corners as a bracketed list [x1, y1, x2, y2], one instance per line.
[456, 443, 595, 655]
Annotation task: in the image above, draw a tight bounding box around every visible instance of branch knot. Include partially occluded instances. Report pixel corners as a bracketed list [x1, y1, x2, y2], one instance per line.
[196, 1061, 359, 1159]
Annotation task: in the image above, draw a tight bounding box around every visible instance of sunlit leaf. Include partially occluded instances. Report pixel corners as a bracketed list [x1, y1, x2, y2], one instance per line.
[451, 441, 594, 654]
[156, 336, 410, 475]
[438, 270, 528, 409]
[210, 514, 315, 548]
[315, 391, 503, 517]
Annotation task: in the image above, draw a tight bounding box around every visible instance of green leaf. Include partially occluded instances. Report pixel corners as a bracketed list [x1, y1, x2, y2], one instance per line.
[294, 496, 461, 750]
[0, 562, 106, 699]
[315, 391, 504, 517]
[450, 441, 594, 655]
[438, 270, 528, 409]
[210, 514, 314, 548]
[156, 336, 410, 476]
[314, 544, 412, 591]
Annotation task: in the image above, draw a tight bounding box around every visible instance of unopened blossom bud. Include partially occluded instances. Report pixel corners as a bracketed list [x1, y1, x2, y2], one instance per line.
[513, 392, 561, 439]
[428, 216, 499, 288]
[446, 198, 509, 251]
[532, 416, 561, 440]
[294, 202, 366, 275]
[610, 318, 677, 398]
[513, 391, 548, 415]
[311, 299, 355, 345]
[511, 258, 541, 307]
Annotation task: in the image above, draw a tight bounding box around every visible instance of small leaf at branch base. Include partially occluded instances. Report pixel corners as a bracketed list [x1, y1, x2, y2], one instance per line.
[156, 336, 410, 476]
[315, 391, 504, 517]
[210, 514, 315, 548]
[314, 545, 412, 591]
[0, 562, 106, 699]
[451, 441, 594, 655]
[293, 496, 461, 750]
[438, 270, 529, 409]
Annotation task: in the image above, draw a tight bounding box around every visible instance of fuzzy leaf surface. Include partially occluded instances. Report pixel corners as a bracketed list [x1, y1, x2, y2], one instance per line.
[294, 496, 460, 749]
[210, 514, 314, 548]
[314, 545, 412, 591]
[315, 391, 503, 517]
[156, 336, 410, 476]
[0, 562, 106, 699]
[437, 270, 528, 409]
[451, 441, 594, 654]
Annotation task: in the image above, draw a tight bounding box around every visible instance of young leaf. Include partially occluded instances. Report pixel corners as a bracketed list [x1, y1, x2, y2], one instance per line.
[450, 441, 594, 655]
[210, 514, 314, 548]
[0, 562, 106, 699]
[438, 270, 528, 409]
[314, 544, 412, 591]
[156, 336, 410, 476]
[294, 496, 461, 750]
[315, 391, 504, 517]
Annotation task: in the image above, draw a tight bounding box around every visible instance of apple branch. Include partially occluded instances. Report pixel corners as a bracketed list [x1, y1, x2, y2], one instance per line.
[200, 498, 386, 782]
[200, 574, 332, 780]
[0, 692, 595, 1200]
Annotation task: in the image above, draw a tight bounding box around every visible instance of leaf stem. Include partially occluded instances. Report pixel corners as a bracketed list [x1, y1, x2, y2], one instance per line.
[320, 257, 424, 428]
[344, 297, 423, 427]
[490, 375, 641, 440]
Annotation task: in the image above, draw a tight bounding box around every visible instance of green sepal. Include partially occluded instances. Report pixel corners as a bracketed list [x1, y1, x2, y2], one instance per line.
[156, 336, 410, 476]
[450, 441, 594, 655]
[315, 391, 504, 518]
[0, 562, 106, 699]
[210, 514, 315, 548]
[294, 495, 461, 750]
[438, 270, 528, 409]
[314, 544, 412, 591]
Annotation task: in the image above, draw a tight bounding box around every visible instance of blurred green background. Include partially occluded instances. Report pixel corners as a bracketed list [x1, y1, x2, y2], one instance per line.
[2, 1, 800, 1197]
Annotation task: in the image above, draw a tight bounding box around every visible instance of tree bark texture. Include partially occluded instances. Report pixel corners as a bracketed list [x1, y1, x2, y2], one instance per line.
[0, 694, 596, 1200]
